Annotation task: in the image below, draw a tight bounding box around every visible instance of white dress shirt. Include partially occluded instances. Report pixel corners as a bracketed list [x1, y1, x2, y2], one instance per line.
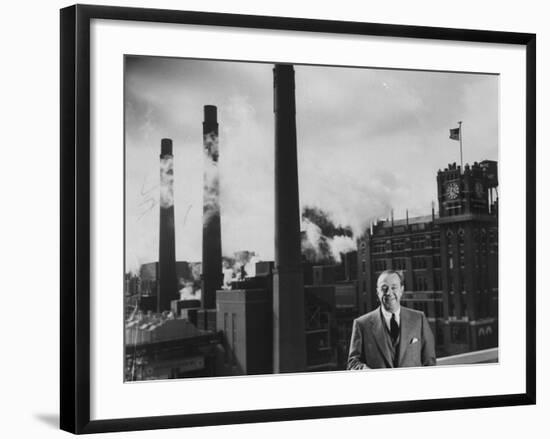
[380, 306, 401, 331]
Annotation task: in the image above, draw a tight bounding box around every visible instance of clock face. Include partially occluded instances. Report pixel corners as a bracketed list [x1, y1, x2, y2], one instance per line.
[474, 181, 484, 198]
[445, 182, 459, 200]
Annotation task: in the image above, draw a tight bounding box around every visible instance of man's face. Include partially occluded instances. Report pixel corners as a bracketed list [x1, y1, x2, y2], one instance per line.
[377, 272, 403, 313]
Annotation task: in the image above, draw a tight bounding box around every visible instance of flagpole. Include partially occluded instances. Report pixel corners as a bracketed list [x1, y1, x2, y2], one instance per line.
[458, 120, 463, 169]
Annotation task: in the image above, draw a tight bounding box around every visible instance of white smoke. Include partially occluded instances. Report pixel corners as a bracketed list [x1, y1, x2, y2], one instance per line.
[329, 235, 357, 262]
[222, 267, 234, 289]
[179, 283, 197, 300]
[159, 156, 174, 208]
[301, 218, 330, 263]
[204, 132, 219, 161]
[203, 132, 220, 226]
[221, 252, 263, 289]
[302, 218, 323, 253]
[301, 217, 357, 263]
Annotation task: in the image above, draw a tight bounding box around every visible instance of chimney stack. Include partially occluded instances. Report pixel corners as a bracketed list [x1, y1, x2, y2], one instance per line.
[201, 105, 223, 309]
[272, 64, 306, 373]
[158, 138, 179, 312]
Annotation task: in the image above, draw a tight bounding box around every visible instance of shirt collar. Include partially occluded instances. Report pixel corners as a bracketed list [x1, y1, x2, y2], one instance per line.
[380, 305, 400, 325]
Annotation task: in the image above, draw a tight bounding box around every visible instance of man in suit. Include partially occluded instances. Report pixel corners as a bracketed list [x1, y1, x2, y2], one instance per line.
[348, 269, 436, 369]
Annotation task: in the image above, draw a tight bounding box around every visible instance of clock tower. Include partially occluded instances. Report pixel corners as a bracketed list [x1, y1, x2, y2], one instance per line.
[436, 161, 498, 355]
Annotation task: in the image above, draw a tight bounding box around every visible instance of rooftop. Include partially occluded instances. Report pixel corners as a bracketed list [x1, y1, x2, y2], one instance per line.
[378, 214, 439, 228]
[125, 315, 208, 347]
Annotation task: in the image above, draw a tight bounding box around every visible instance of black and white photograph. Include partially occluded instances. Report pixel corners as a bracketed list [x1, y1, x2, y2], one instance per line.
[1, 0, 544, 436]
[124, 56, 499, 381]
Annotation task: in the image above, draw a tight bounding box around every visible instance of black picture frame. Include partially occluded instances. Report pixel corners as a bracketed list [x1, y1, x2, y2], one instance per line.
[60, 4, 536, 434]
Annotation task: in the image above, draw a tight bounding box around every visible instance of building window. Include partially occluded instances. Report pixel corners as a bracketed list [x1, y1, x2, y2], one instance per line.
[412, 256, 427, 269]
[449, 297, 455, 317]
[393, 257, 407, 270]
[414, 275, 428, 291]
[457, 275, 464, 293]
[435, 300, 443, 317]
[462, 301, 468, 319]
[373, 259, 387, 271]
[411, 223, 426, 232]
[433, 255, 441, 268]
[434, 273, 442, 290]
[362, 260, 367, 274]
[481, 228, 487, 240]
[412, 236, 425, 250]
[422, 301, 429, 316]
[425, 234, 432, 247]
[451, 325, 467, 343]
[393, 239, 405, 251]
[372, 242, 385, 253]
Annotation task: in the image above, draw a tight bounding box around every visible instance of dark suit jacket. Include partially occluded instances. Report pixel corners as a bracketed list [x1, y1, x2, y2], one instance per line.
[348, 306, 436, 369]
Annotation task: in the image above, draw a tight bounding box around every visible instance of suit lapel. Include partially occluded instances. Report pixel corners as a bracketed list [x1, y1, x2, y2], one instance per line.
[371, 307, 393, 367]
[398, 307, 411, 366]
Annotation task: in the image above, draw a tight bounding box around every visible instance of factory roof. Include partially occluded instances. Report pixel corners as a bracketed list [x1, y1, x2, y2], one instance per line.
[125, 315, 208, 347]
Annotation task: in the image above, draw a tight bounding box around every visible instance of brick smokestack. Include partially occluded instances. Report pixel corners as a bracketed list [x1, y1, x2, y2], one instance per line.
[201, 105, 223, 309]
[272, 64, 306, 373]
[158, 138, 179, 312]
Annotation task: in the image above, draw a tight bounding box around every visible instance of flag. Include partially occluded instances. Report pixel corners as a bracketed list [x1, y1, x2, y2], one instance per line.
[449, 127, 460, 141]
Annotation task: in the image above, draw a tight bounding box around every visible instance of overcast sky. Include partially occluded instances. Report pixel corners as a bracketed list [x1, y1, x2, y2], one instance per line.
[125, 56, 498, 272]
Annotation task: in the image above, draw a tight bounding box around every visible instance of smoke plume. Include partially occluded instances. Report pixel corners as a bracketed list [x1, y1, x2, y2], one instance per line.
[203, 132, 220, 226]
[221, 251, 261, 288]
[301, 206, 356, 263]
[159, 156, 174, 208]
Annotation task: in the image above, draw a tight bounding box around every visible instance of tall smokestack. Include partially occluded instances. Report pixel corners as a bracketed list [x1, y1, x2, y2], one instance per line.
[158, 138, 179, 312]
[272, 64, 306, 373]
[201, 105, 223, 309]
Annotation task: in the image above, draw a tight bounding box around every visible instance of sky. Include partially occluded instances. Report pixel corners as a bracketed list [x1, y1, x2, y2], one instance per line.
[124, 56, 498, 273]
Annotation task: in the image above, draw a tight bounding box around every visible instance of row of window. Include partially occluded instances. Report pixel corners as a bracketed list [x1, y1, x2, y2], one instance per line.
[413, 274, 442, 291]
[368, 269, 442, 292]
[401, 300, 444, 319]
[370, 228, 497, 253]
[446, 227, 498, 244]
[367, 255, 441, 272]
[365, 259, 493, 293]
[371, 236, 441, 253]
